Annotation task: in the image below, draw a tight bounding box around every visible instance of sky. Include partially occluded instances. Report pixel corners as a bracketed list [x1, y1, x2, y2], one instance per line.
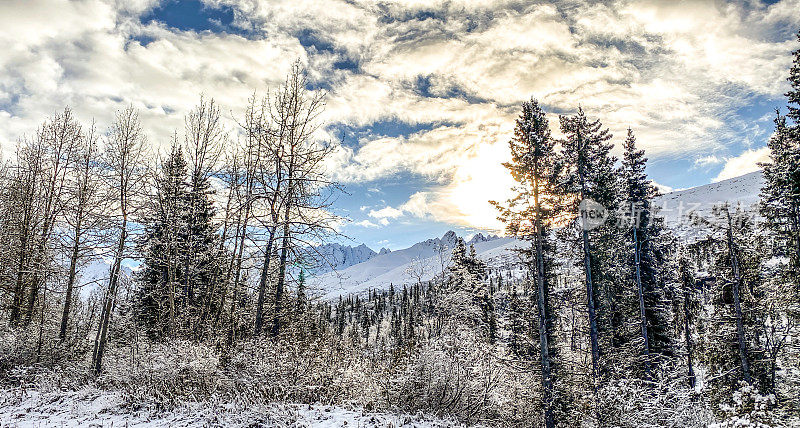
[1, 0, 799, 251]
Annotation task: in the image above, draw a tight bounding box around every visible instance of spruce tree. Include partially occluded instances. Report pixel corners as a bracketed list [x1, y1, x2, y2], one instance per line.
[492, 98, 560, 427]
[619, 128, 674, 377]
[440, 238, 490, 337]
[138, 143, 190, 338]
[558, 107, 620, 383]
[507, 286, 533, 358]
[183, 151, 224, 336]
[760, 113, 800, 293]
[698, 204, 770, 394]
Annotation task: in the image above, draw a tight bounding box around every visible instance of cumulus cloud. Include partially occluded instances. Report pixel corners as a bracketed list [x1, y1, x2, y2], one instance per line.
[713, 147, 771, 182]
[368, 206, 403, 219]
[354, 219, 379, 228]
[1, 0, 799, 229]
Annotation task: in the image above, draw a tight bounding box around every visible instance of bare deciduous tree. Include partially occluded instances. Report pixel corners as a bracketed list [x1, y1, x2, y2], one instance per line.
[92, 106, 148, 375]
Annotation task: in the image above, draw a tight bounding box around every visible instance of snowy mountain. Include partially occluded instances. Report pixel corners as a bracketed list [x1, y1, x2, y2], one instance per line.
[468, 232, 500, 244]
[308, 243, 379, 274]
[308, 231, 515, 300]
[653, 170, 764, 239]
[77, 258, 134, 299]
[309, 171, 765, 300]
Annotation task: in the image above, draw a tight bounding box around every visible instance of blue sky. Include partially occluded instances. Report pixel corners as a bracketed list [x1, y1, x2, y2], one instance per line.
[1, 0, 799, 250]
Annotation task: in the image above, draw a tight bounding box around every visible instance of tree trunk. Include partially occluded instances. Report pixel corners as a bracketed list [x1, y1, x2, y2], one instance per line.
[254, 227, 275, 335]
[272, 218, 290, 338]
[59, 225, 82, 341]
[270, 145, 293, 339]
[10, 230, 30, 326]
[726, 209, 751, 384]
[533, 165, 555, 428]
[578, 154, 601, 385]
[92, 219, 126, 376]
[791, 203, 800, 290]
[634, 226, 652, 378]
[683, 277, 696, 389]
[583, 228, 601, 382]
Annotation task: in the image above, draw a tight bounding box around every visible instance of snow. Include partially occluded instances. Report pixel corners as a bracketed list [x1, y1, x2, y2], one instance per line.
[308, 243, 378, 275]
[310, 172, 765, 300]
[0, 388, 464, 427]
[309, 231, 523, 300]
[654, 171, 763, 232]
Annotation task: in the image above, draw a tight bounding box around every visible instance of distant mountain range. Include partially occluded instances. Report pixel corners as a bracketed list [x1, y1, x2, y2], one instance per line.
[308, 243, 385, 275]
[309, 171, 766, 300]
[308, 231, 513, 300]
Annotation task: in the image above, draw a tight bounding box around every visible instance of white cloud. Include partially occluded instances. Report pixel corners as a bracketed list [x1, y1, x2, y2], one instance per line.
[378, 218, 390, 226]
[694, 155, 723, 168]
[713, 147, 770, 182]
[368, 206, 403, 219]
[354, 219, 379, 228]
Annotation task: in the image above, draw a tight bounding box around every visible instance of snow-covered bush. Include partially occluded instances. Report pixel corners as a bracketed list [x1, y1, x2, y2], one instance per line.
[224, 337, 382, 406]
[97, 339, 227, 406]
[711, 382, 778, 428]
[573, 366, 715, 427]
[388, 327, 530, 425]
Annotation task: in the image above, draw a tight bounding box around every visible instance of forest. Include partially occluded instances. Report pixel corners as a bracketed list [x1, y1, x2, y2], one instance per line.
[1, 33, 800, 428]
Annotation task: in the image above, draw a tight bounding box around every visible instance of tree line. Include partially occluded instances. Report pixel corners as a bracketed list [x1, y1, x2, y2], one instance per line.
[0, 63, 341, 374]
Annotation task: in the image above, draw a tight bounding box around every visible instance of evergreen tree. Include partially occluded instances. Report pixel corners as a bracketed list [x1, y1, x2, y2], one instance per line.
[138, 143, 190, 338]
[786, 31, 800, 124]
[492, 98, 560, 427]
[558, 107, 620, 383]
[137, 137, 223, 339]
[697, 205, 770, 395]
[676, 252, 699, 389]
[507, 286, 533, 358]
[760, 112, 800, 293]
[619, 128, 674, 377]
[439, 238, 490, 337]
[183, 149, 225, 336]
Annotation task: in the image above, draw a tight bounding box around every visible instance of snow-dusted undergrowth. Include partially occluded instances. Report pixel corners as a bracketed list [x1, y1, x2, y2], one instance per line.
[0, 387, 465, 427]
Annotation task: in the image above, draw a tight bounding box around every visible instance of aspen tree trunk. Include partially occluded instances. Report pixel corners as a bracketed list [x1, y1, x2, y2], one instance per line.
[254, 226, 276, 335]
[92, 219, 126, 375]
[59, 226, 82, 341]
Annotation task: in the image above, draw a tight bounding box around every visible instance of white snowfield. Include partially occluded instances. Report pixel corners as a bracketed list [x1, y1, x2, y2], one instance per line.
[0, 388, 465, 427]
[309, 232, 524, 300]
[310, 171, 765, 300]
[654, 171, 764, 228]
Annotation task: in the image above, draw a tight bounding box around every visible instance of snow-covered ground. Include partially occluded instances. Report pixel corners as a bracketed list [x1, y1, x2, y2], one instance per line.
[0, 388, 465, 427]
